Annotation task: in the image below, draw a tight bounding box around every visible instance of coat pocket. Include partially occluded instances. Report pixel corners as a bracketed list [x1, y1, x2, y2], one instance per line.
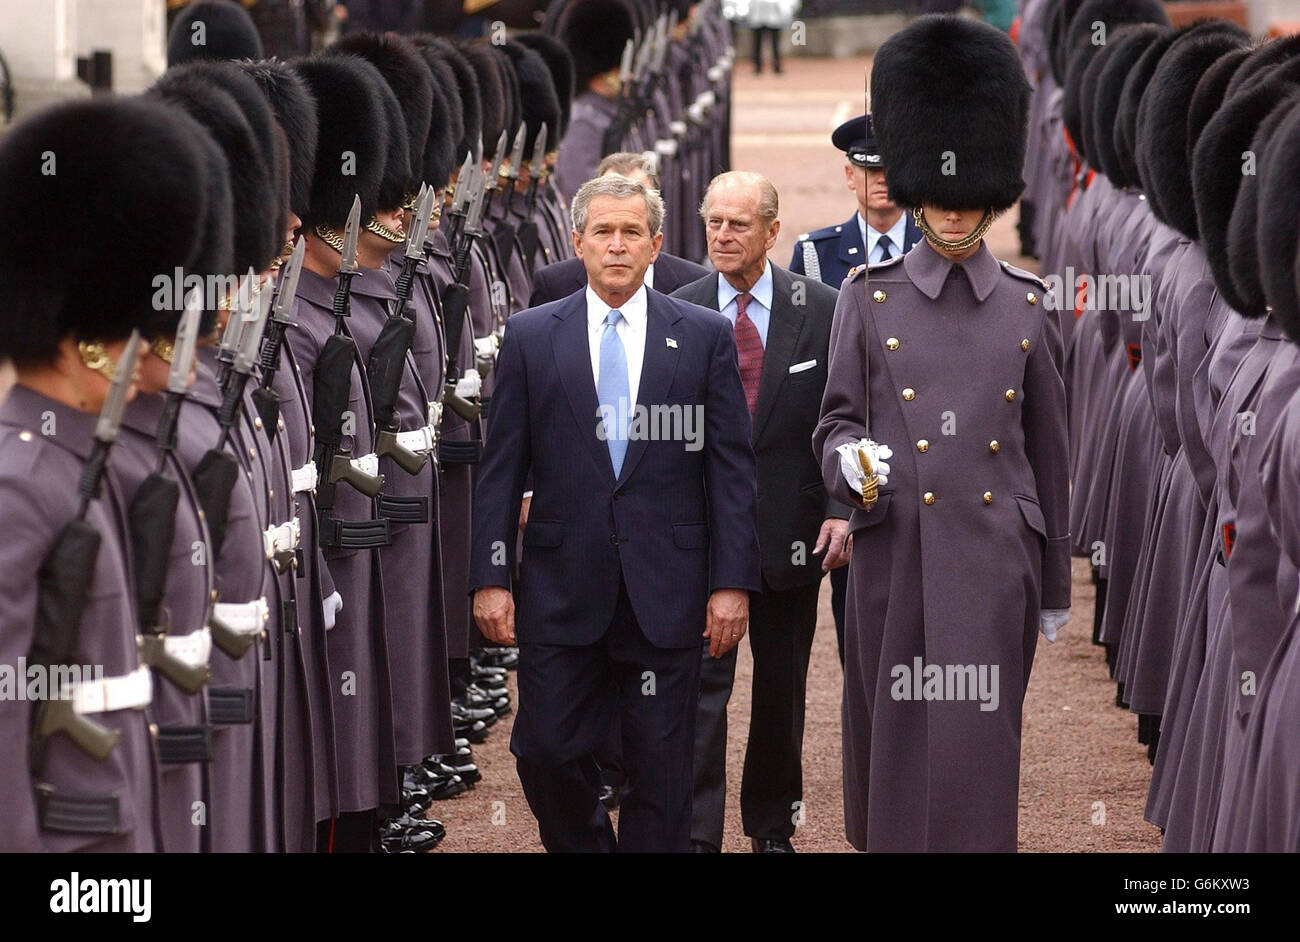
[1014, 494, 1048, 540]
[522, 519, 564, 548]
[672, 522, 709, 549]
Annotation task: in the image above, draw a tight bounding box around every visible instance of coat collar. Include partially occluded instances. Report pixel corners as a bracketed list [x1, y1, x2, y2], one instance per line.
[903, 237, 1001, 303]
[0, 385, 98, 460]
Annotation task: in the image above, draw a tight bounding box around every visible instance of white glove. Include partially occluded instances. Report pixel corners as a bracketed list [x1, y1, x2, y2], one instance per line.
[323, 591, 343, 632]
[455, 368, 482, 400]
[836, 439, 892, 495]
[1039, 609, 1069, 642]
[474, 335, 498, 360]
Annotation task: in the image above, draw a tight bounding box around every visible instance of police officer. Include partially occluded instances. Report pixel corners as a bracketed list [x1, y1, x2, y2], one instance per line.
[791, 112, 921, 664]
[814, 15, 1070, 852]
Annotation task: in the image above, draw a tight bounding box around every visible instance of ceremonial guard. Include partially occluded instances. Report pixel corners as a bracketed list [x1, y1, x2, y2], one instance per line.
[814, 15, 1070, 852]
[0, 97, 215, 852]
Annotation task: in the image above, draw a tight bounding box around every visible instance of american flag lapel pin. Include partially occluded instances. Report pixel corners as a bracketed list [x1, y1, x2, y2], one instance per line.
[666, 337, 678, 349]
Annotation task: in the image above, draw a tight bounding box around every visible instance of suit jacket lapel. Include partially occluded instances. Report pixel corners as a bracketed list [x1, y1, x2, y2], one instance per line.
[552, 293, 616, 486]
[752, 266, 804, 444]
[617, 290, 681, 485]
[837, 214, 865, 269]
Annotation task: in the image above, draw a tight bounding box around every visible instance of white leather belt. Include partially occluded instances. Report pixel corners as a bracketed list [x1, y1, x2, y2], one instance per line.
[162, 628, 212, 669]
[291, 461, 318, 494]
[655, 139, 678, 158]
[211, 598, 269, 637]
[669, 120, 687, 139]
[263, 519, 301, 560]
[394, 424, 438, 455]
[427, 400, 444, 428]
[69, 665, 153, 716]
[351, 453, 379, 478]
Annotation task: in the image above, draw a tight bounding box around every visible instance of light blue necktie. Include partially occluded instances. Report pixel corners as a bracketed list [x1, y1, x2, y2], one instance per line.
[597, 308, 630, 476]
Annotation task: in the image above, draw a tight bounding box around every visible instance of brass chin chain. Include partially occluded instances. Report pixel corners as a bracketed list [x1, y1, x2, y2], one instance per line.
[151, 336, 176, 365]
[365, 217, 406, 244]
[269, 240, 294, 272]
[315, 223, 345, 254]
[913, 207, 997, 253]
[77, 341, 118, 382]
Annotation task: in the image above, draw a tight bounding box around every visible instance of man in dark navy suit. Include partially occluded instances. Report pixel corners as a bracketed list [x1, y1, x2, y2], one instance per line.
[529, 152, 708, 308]
[789, 113, 922, 288]
[789, 112, 922, 664]
[470, 174, 761, 852]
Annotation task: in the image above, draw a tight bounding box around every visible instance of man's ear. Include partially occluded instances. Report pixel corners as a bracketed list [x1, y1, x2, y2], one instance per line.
[765, 218, 780, 251]
[844, 162, 855, 192]
[571, 229, 583, 259]
[650, 230, 663, 262]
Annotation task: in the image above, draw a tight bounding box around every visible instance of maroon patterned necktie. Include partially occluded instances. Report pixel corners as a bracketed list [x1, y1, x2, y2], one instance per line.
[733, 291, 763, 417]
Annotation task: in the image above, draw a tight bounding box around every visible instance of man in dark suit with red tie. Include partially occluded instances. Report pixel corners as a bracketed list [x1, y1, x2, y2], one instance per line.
[470, 174, 761, 852]
[673, 171, 849, 853]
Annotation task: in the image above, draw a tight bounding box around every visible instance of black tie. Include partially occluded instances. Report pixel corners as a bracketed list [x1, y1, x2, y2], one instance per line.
[877, 235, 894, 262]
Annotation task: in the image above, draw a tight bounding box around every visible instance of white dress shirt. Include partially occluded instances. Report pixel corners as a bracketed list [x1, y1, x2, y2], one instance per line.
[716, 259, 774, 348]
[645, 262, 655, 289]
[860, 211, 908, 264]
[587, 283, 648, 407]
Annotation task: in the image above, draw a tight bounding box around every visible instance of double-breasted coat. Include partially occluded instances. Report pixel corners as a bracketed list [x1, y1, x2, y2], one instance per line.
[814, 239, 1070, 852]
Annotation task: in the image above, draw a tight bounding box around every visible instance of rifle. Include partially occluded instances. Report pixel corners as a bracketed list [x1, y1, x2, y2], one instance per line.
[129, 298, 211, 695]
[515, 121, 549, 276]
[252, 238, 306, 441]
[28, 333, 142, 771]
[489, 124, 526, 271]
[371, 186, 435, 476]
[438, 160, 487, 424]
[314, 196, 389, 551]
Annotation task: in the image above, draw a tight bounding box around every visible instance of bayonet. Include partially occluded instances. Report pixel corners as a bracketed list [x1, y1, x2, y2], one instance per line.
[394, 186, 435, 308]
[503, 123, 527, 214]
[525, 121, 548, 214]
[331, 195, 362, 330]
[153, 295, 202, 472]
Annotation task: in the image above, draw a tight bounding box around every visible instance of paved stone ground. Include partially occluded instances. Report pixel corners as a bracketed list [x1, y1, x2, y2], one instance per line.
[430, 53, 1164, 853]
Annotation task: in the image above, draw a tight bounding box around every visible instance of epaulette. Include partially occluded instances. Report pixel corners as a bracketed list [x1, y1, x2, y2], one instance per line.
[999, 259, 1048, 291]
[797, 224, 841, 243]
[867, 254, 905, 271]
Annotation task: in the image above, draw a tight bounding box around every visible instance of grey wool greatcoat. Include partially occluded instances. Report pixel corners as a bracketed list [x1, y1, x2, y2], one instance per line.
[814, 240, 1071, 852]
[181, 351, 278, 852]
[117, 393, 215, 854]
[0, 387, 159, 853]
[345, 265, 454, 766]
[289, 267, 400, 814]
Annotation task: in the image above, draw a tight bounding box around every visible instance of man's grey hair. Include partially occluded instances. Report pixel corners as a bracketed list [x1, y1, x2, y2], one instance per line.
[596, 151, 662, 191]
[571, 174, 665, 237]
[699, 170, 779, 224]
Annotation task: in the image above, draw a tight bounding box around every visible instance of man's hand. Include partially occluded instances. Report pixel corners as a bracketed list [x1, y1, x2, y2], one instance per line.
[704, 588, 749, 658]
[474, 587, 516, 645]
[813, 517, 850, 571]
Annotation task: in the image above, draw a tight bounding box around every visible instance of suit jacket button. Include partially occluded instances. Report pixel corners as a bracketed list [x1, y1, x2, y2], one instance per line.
[1005, 389, 1016, 402]
[923, 492, 936, 506]
[902, 387, 915, 401]
[610, 533, 618, 544]
[886, 337, 900, 351]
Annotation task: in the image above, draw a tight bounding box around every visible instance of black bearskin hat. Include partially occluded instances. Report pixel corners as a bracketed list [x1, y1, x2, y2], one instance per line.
[239, 58, 320, 222]
[167, 0, 263, 67]
[870, 15, 1030, 212]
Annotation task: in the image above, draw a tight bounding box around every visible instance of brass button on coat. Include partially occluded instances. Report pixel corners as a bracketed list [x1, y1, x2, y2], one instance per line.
[917, 439, 929, 453]
[1027, 292, 1037, 305]
[923, 492, 936, 505]
[1005, 389, 1016, 402]
[989, 440, 999, 454]
[886, 337, 900, 351]
[983, 491, 993, 504]
[1021, 338, 1031, 351]
[902, 387, 915, 401]
[873, 290, 887, 302]
[254, 417, 264, 431]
